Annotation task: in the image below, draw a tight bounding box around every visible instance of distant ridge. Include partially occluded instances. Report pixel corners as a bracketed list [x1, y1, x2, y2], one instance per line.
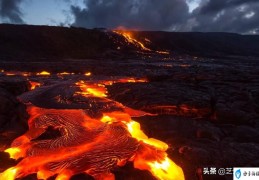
[0, 24, 259, 61]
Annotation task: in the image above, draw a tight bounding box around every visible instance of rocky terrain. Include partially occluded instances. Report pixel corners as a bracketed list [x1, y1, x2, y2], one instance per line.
[0, 24, 259, 180]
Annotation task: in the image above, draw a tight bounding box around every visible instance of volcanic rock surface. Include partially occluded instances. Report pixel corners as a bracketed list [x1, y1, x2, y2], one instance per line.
[0, 24, 259, 180]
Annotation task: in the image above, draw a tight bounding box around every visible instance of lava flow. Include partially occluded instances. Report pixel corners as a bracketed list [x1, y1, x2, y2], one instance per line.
[0, 77, 184, 180]
[113, 30, 171, 55]
[113, 30, 151, 51]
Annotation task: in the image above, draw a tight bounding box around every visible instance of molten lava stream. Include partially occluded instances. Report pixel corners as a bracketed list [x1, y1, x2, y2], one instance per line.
[113, 30, 151, 52]
[0, 79, 184, 180]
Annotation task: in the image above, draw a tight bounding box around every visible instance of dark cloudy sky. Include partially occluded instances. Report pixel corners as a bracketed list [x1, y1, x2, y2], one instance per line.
[0, 0, 258, 34]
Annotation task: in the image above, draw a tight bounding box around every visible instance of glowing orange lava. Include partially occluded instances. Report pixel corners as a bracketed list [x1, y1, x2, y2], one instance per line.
[57, 72, 75, 76]
[29, 81, 41, 90]
[85, 72, 92, 76]
[36, 71, 50, 76]
[0, 77, 184, 180]
[75, 81, 107, 97]
[5, 72, 16, 76]
[113, 30, 151, 51]
[101, 77, 148, 86]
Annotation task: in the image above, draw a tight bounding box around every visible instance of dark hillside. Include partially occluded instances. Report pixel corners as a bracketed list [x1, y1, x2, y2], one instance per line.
[0, 24, 259, 60]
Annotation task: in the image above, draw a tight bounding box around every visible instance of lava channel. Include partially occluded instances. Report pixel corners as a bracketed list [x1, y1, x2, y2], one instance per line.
[0, 79, 184, 180]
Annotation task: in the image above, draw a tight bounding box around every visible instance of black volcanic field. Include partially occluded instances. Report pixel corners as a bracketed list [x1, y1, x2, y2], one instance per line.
[0, 24, 259, 180]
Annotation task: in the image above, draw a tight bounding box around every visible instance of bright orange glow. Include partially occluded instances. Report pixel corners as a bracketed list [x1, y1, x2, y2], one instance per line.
[4, 147, 21, 160]
[125, 121, 168, 151]
[36, 71, 50, 76]
[6, 73, 16, 76]
[76, 81, 107, 97]
[87, 87, 106, 97]
[85, 72, 92, 76]
[101, 112, 131, 123]
[2, 71, 32, 76]
[57, 72, 74, 76]
[133, 144, 185, 180]
[114, 30, 151, 51]
[99, 112, 184, 180]
[55, 171, 73, 180]
[148, 157, 185, 180]
[29, 81, 41, 90]
[22, 73, 30, 76]
[117, 77, 148, 83]
[101, 77, 148, 86]
[1, 77, 184, 180]
[101, 115, 114, 124]
[0, 167, 19, 180]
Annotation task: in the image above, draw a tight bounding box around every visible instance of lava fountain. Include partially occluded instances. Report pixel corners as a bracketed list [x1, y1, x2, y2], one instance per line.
[0, 77, 184, 180]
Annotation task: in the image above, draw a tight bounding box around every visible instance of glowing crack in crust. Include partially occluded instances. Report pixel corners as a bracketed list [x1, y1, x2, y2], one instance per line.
[1, 79, 184, 180]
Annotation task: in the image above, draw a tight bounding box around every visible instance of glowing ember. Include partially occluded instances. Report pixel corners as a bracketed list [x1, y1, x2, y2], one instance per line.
[2, 71, 32, 76]
[114, 30, 151, 51]
[0, 78, 184, 180]
[57, 72, 75, 76]
[101, 77, 148, 86]
[156, 50, 170, 55]
[36, 71, 50, 76]
[116, 78, 147, 83]
[145, 38, 152, 43]
[85, 72, 92, 76]
[29, 81, 41, 90]
[5, 73, 16, 76]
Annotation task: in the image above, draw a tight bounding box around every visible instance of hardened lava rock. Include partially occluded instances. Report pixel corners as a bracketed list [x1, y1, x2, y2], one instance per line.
[18, 82, 124, 118]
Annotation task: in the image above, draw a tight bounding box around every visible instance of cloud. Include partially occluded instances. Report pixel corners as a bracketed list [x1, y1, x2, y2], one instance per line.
[68, 0, 259, 34]
[0, 0, 258, 34]
[0, 0, 24, 23]
[189, 0, 259, 34]
[70, 0, 189, 31]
